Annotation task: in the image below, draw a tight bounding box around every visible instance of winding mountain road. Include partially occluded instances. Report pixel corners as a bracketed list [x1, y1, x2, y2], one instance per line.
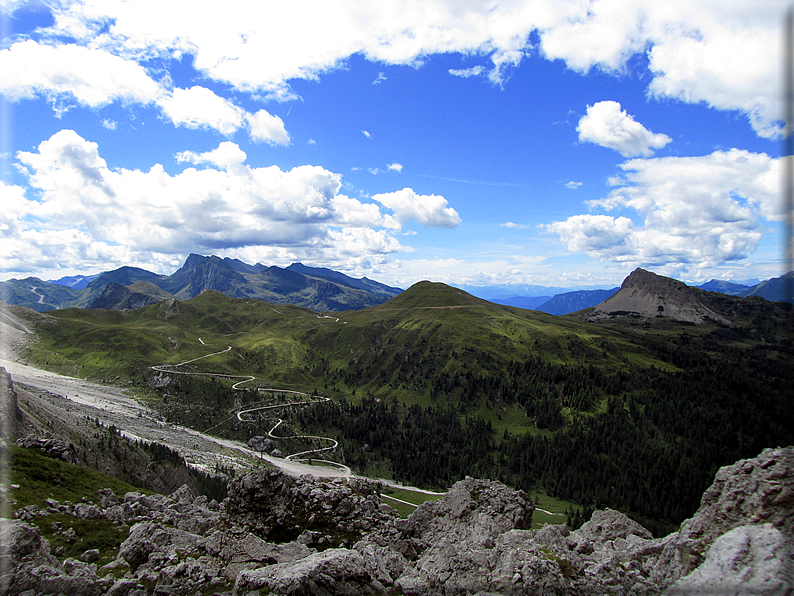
[151, 338, 352, 475]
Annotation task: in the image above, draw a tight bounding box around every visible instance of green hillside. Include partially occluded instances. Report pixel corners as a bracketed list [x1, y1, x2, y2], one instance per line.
[19, 282, 794, 536]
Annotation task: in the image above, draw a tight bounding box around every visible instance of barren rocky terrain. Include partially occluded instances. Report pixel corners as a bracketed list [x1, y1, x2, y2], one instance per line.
[3, 445, 792, 595]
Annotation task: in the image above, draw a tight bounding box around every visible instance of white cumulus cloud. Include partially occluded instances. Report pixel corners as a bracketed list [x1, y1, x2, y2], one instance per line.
[2, 1, 784, 138]
[157, 86, 245, 136]
[577, 101, 671, 157]
[546, 215, 636, 259]
[546, 149, 780, 270]
[2, 130, 461, 276]
[246, 109, 290, 146]
[387, 162, 403, 173]
[373, 188, 461, 229]
[157, 87, 289, 144]
[0, 40, 161, 108]
[538, 1, 782, 137]
[0, 40, 288, 143]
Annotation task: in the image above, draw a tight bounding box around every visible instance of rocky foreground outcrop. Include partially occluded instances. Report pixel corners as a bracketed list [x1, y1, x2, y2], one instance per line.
[2, 446, 792, 595]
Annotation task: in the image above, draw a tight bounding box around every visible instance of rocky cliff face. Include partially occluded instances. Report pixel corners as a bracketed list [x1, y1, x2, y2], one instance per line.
[2, 447, 792, 595]
[0, 368, 24, 439]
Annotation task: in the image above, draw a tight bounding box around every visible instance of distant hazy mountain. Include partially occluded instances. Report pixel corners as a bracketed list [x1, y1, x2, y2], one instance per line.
[157, 255, 402, 310]
[489, 296, 552, 309]
[489, 289, 620, 315]
[739, 272, 793, 303]
[287, 263, 395, 295]
[47, 273, 101, 290]
[697, 279, 750, 296]
[0, 277, 82, 312]
[535, 288, 619, 315]
[696, 274, 792, 303]
[0, 255, 403, 312]
[455, 283, 571, 300]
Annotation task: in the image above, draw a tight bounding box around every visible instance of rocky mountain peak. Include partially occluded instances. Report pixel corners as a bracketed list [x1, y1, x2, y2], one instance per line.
[589, 268, 732, 325]
[621, 268, 685, 292]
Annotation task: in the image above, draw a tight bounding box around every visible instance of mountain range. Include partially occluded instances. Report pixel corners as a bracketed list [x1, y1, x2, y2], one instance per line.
[489, 273, 792, 314]
[0, 254, 402, 313]
[1, 255, 791, 315]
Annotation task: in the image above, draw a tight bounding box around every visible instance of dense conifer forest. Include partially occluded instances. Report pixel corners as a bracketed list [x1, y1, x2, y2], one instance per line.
[143, 322, 793, 536]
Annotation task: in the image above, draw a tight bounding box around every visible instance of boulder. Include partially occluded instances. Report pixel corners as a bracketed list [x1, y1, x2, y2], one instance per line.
[354, 540, 411, 587]
[222, 468, 400, 544]
[652, 446, 794, 584]
[0, 519, 54, 564]
[117, 521, 202, 571]
[574, 508, 653, 544]
[15, 435, 78, 464]
[233, 548, 386, 595]
[97, 487, 119, 508]
[406, 476, 533, 546]
[248, 435, 273, 452]
[169, 483, 197, 504]
[664, 524, 794, 595]
[394, 476, 535, 595]
[79, 548, 100, 563]
[0, 519, 104, 596]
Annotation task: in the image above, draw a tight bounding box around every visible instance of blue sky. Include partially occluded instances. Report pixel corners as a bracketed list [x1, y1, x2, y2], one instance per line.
[0, 0, 788, 290]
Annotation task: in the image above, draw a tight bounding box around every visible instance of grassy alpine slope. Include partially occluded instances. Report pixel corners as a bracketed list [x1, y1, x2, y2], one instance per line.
[18, 281, 794, 536]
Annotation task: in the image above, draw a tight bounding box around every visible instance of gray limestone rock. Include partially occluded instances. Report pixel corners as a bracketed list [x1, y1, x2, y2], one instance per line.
[664, 524, 794, 596]
[97, 487, 119, 508]
[406, 476, 534, 546]
[117, 521, 202, 571]
[105, 578, 144, 596]
[222, 467, 400, 544]
[0, 519, 105, 596]
[233, 547, 386, 595]
[3, 434, 791, 596]
[73, 502, 105, 520]
[0, 367, 24, 439]
[354, 540, 411, 587]
[248, 435, 273, 452]
[15, 435, 78, 464]
[652, 446, 794, 585]
[394, 476, 535, 595]
[574, 508, 653, 544]
[79, 547, 100, 562]
[169, 483, 197, 504]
